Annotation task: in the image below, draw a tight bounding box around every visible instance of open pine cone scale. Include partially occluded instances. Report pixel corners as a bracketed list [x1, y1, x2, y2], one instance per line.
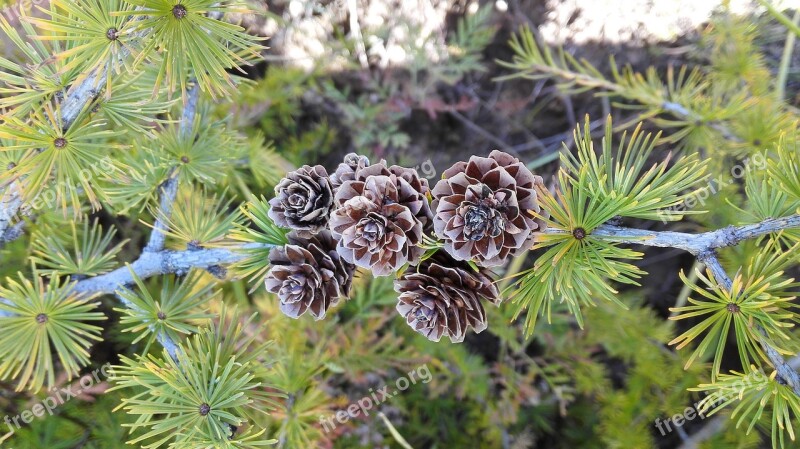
[265, 150, 548, 342]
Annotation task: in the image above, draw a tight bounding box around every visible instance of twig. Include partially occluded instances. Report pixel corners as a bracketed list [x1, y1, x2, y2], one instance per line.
[548, 214, 800, 389]
[549, 214, 800, 255]
[449, 110, 512, 150]
[561, 216, 800, 390]
[0, 220, 27, 248]
[0, 241, 269, 320]
[571, 214, 800, 443]
[0, 18, 143, 242]
[114, 289, 182, 362]
[776, 10, 800, 103]
[510, 56, 743, 143]
[178, 83, 200, 137]
[72, 244, 269, 296]
[143, 84, 199, 253]
[0, 181, 23, 242]
[156, 331, 181, 362]
[63, 214, 800, 332]
[119, 83, 198, 358]
[143, 175, 179, 253]
[694, 251, 733, 290]
[690, 252, 796, 387]
[674, 251, 800, 445]
[346, 0, 369, 70]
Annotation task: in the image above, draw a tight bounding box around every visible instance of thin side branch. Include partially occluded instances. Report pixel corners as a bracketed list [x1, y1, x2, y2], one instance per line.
[579, 217, 800, 400]
[0, 32, 137, 242]
[60, 18, 144, 130]
[143, 84, 199, 253]
[579, 216, 800, 396]
[0, 220, 27, 247]
[60, 72, 107, 131]
[0, 181, 23, 242]
[132, 83, 200, 356]
[143, 176, 179, 253]
[551, 214, 800, 254]
[72, 244, 267, 296]
[0, 11, 149, 241]
[685, 251, 800, 444]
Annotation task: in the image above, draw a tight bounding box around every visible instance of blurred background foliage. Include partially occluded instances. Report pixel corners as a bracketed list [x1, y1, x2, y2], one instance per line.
[2, 0, 800, 448]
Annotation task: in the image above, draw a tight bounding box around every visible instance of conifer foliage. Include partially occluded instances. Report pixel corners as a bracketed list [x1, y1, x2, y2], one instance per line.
[1, 1, 800, 448]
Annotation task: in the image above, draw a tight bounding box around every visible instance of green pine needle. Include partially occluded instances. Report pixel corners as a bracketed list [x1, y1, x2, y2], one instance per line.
[158, 114, 241, 185]
[93, 69, 178, 136]
[100, 145, 170, 214]
[0, 16, 78, 117]
[0, 272, 106, 392]
[171, 428, 278, 448]
[30, 216, 128, 277]
[768, 135, 800, 203]
[115, 268, 216, 354]
[692, 365, 800, 449]
[731, 175, 800, 246]
[109, 309, 281, 448]
[123, 0, 266, 99]
[0, 103, 120, 214]
[29, 0, 139, 97]
[508, 115, 708, 337]
[228, 195, 289, 286]
[561, 116, 709, 222]
[670, 266, 797, 380]
[146, 187, 243, 249]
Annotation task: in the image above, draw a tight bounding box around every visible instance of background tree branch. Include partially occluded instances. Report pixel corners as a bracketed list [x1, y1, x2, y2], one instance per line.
[549, 214, 800, 254]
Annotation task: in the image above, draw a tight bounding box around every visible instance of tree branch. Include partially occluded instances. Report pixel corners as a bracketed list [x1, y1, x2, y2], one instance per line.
[0, 220, 27, 248]
[0, 23, 142, 243]
[143, 84, 199, 254]
[143, 175, 179, 253]
[60, 20, 143, 130]
[547, 214, 800, 255]
[123, 83, 201, 359]
[73, 244, 268, 296]
[558, 216, 800, 397]
[0, 181, 23, 242]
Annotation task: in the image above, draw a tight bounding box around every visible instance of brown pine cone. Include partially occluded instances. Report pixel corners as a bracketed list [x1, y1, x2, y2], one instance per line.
[329, 161, 432, 276]
[394, 253, 501, 343]
[330, 153, 370, 189]
[268, 165, 334, 236]
[265, 231, 354, 320]
[431, 150, 547, 267]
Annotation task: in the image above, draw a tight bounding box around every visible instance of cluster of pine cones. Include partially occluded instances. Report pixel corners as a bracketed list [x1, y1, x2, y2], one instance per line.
[265, 151, 548, 343]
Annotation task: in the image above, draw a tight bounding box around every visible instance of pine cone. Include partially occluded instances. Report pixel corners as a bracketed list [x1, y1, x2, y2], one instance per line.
[265, 231, 354, 320]
[268, 165, 334, 236]
[330, 161, 432, 276]
[330, 153, 370, 189]
[395, 253, 501, 343]
[431, 150, 547, 267]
